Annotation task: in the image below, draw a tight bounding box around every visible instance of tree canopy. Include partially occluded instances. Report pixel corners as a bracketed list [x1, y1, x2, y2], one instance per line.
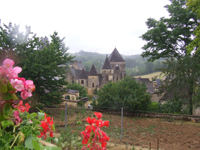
[187, 0, 200, 53]
[94, 76, 151, 111]
[141, 0, 200, 115]
[0, 22, 74, 106]
[141, 0, 198, 61]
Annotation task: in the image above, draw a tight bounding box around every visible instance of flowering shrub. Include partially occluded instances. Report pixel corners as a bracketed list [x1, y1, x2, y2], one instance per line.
[81, 112, 110, 150]
[0, 59, 60, 150]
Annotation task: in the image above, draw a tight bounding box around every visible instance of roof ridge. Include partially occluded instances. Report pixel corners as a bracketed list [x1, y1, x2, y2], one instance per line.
[102, 55, 113, 69]
[109, 48, 125, 62]
[88, 64, 98, 76]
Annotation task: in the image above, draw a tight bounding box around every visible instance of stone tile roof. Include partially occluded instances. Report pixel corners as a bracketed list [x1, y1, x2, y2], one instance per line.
[136, 77, 150, 83]
[102, 55, 113, 69]
[70, 67, 82, 79]
[66, 89, 79, 94]
[109, 48, 125, 62]
[88, 65, 98, 76]
[146, 83, 156, 94]
[79, 68, 87, 79]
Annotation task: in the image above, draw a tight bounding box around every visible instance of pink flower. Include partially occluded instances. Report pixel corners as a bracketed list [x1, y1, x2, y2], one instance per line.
[25, 80, 35, 92]
[13, 110, 22, 125]
[3, 59, 14, 70]
[9, 67, 22, 78]
[10, 79, 24, 91]
[21, 90, 31, 100]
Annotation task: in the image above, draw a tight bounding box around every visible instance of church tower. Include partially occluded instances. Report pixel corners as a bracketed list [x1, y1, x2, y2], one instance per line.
[88, 65, 99, 94]
[109, 48, 126, 82]
[101, 55, 114, 86]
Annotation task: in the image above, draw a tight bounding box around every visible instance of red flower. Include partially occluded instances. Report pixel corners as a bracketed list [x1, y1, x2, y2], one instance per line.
[94, 112, 102, 120]
[81, 112, 109, 150]
[37, 114, 54, 139]
[13, 100, 31, 112]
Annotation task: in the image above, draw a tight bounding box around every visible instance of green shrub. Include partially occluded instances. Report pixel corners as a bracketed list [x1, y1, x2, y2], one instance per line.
[95, 76, 151, 112]
[148, 102, 158, 112]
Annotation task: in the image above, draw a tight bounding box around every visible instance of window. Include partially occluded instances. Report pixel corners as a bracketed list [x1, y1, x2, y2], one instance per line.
[81, 80, 84, 84]
[117, 76, 118, 81]
[92, 83, 94, 87]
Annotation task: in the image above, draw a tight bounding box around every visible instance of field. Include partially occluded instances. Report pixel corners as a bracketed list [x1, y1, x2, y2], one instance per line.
[134, 72, 164, 81]
[44, 107, 200, 150]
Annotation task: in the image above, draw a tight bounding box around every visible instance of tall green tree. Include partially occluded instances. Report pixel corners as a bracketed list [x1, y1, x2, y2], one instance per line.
[141, 0, 198, 61]
[187, 0, 200, 53]
[0, 22, 74, 105]
[141, 0, 200, 115]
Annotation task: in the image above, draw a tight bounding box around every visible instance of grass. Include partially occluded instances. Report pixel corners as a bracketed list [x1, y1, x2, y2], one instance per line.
[134, 71, 164, 80]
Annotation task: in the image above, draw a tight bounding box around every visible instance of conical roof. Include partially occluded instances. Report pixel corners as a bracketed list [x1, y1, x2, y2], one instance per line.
[109, 48, 125, 62]
[79, 68, 87, 79]
[88, 65, 98, 76]
[102, 55, 113, 69]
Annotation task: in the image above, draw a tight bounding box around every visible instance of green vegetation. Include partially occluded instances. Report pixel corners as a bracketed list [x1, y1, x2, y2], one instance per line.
[141, 0, 200, 115]
[0, 22, 74, 106]
[94, 76, 151, 111]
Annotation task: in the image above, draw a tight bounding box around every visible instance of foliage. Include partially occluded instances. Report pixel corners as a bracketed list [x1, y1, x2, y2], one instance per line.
[157, 99, 183, 114]
[0, 22, 74, 106]
[159, 54, 200, 115]
[0, 59, 60, 150]
[66, 82, 88, 98]
[187, 0, 200, 53]
[141, 0, 198, 61]
[141, 0, 200, 115]
[48, 129, 82, 150]
[95, 76, 151, 111]
[148, 102, 159, 112]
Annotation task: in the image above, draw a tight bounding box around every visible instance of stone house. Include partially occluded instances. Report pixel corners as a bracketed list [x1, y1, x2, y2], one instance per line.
[66, 48, 126, 94]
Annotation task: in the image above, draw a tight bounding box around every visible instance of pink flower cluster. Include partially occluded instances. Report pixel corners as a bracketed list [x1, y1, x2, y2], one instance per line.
[81, 112, 109, 150]
[0, 59, 35, 99]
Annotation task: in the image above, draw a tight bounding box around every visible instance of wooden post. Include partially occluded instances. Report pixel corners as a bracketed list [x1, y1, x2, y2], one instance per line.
[149, 142, 151, 150]
[157, 138, 159, 150]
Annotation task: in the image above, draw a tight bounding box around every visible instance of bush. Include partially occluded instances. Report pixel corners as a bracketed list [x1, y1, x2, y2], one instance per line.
[95, 76, 151, 112]
[157, 99, 183, 114]
[148, 102, 159, 112]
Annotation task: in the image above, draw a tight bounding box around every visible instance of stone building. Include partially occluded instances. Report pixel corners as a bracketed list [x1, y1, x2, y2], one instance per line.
[66, 48, 126, 94]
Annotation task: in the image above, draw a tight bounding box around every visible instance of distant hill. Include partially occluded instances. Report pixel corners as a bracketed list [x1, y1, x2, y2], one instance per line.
[70, 50, 165, 76]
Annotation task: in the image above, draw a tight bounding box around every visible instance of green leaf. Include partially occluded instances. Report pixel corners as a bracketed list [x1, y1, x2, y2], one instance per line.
[1, 120, 14, 129]
[32, 138, 41, 150]
[0, 82, 8, 93]
[3, 102, 12, 119]
[7, 82, 16, 92]
[2, 93, 12, 100]
[25, 135, 34, 150]
[11, 94, 18, 100]
[38, 112, 45, 121]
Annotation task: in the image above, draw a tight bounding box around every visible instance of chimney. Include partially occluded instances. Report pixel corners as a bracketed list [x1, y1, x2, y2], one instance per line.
[153, 81, 157, 87]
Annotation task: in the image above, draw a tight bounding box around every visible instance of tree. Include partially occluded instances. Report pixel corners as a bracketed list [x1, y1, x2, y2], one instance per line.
[140, 0, 200, 115]
[187, 0, 200, 53]
[0, 22, 74, 106]
[141, 0, 198, 61]
[95, 76, 151, 111]
[66, 82, 88, 98]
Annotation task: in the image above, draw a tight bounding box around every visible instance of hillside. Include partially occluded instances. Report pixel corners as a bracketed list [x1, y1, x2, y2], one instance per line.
[70, 50, 165, 76]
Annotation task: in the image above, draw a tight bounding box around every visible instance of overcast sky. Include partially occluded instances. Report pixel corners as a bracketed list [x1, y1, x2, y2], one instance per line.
[0, 0, 171, 55]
